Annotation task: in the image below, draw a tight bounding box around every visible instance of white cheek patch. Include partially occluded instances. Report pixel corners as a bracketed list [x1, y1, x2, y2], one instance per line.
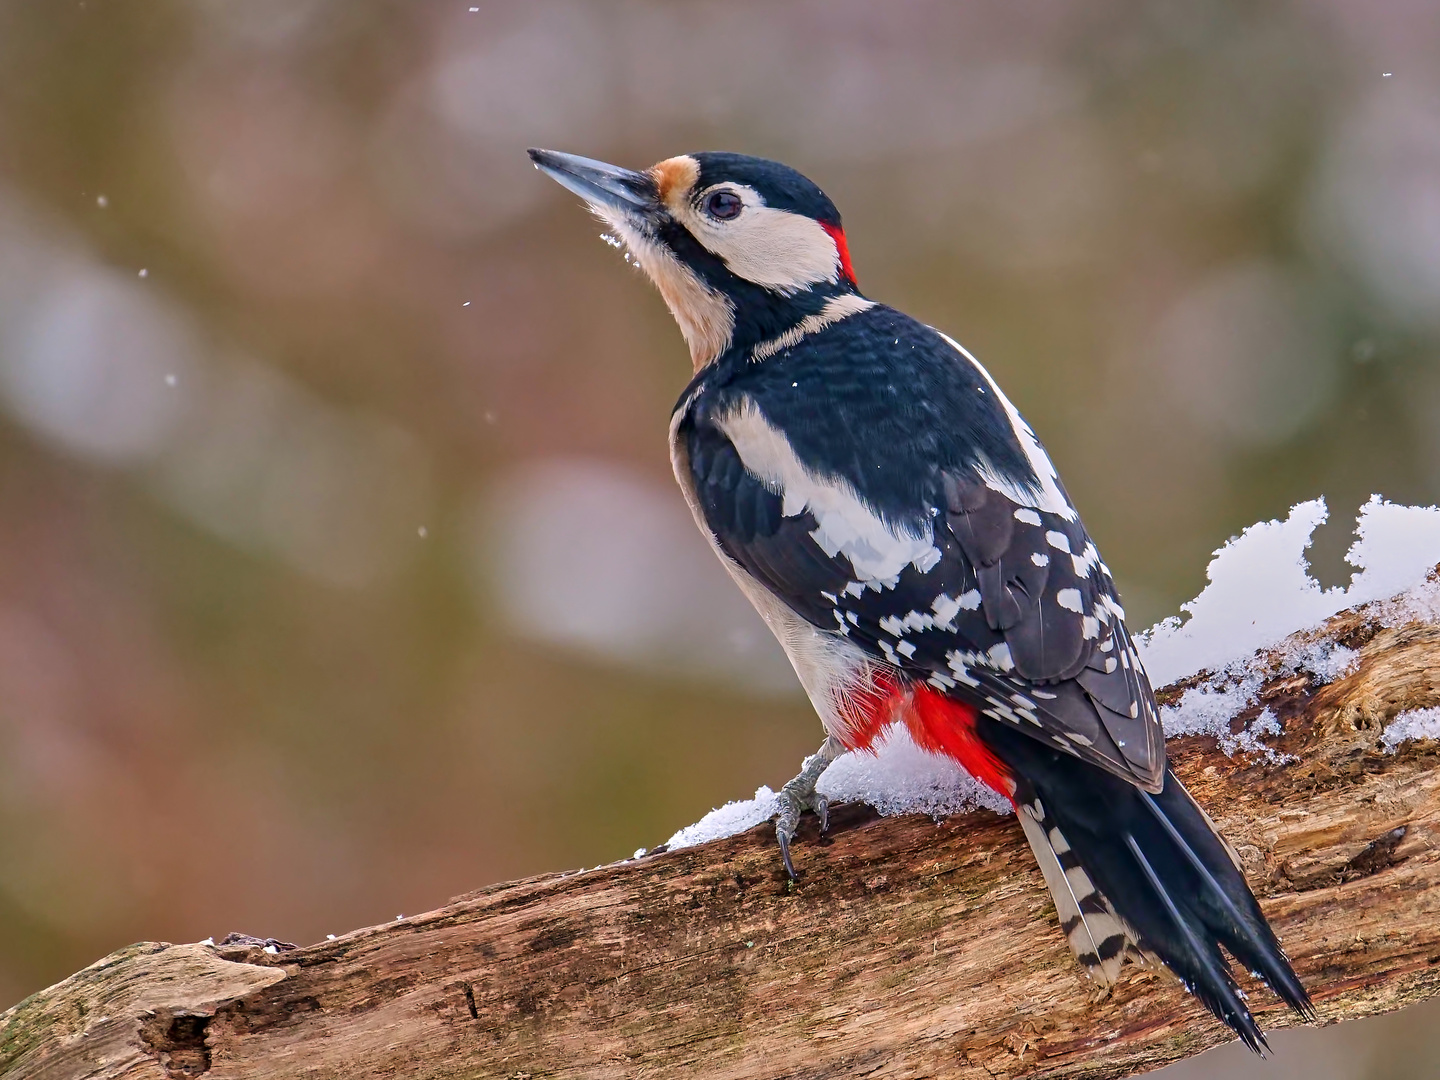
[676, 185, 841, 294]
[936, 332, 1077, 522]
[718, 398, 940, 584]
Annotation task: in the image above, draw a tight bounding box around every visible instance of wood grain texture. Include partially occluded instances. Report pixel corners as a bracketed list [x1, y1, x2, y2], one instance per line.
[3, 592, 1439, 1080]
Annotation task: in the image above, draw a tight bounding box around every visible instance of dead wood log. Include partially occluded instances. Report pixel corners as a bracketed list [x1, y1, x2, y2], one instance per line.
[3, 592, 1439, 1080]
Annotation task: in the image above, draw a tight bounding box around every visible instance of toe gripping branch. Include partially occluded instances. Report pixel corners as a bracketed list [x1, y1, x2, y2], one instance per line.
[774, 737, 844, 879]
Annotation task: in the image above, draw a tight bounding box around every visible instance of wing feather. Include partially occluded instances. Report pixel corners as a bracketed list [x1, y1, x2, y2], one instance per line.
[674, 306, 1164, 788]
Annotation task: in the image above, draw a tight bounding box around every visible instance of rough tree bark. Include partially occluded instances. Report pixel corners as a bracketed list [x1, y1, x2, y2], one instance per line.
[3, 589, 1439, 1080]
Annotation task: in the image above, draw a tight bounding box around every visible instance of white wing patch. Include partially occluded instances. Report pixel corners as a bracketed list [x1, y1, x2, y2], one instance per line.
[669, 395, 893, 749]
[936, 332, 1077, 522]
[717, 398, 941, 585]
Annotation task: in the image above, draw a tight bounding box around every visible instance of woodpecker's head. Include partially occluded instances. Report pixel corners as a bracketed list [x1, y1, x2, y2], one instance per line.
[529, 148, 860, 370]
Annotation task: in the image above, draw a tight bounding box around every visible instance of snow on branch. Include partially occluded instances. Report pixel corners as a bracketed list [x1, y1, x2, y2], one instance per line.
[672, 496, 1440, 848]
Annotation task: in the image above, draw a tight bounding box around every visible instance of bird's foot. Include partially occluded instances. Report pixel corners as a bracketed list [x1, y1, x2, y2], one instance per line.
[773, 737, 843, 879]
[775, 781, 828, 881]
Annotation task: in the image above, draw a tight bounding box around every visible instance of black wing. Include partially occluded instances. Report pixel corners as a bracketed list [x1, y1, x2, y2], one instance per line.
[678, 307, 1162, 789]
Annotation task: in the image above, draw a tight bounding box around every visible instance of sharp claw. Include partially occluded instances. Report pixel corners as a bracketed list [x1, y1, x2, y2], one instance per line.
[777, 828, 797, 880]
[772, 738, 842, 879]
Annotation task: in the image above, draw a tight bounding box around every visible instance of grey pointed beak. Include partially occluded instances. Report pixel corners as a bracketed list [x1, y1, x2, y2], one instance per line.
[528, 148, 658, 216]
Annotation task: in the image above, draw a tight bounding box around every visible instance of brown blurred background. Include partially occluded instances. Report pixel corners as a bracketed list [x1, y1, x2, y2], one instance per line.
[1, 0, 1438, 1074]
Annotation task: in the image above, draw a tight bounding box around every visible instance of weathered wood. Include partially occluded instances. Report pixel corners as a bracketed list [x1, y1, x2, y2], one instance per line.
[3, 592, 1439, 1080]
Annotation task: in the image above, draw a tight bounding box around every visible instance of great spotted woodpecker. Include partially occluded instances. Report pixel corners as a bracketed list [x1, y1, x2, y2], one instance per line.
[530, 147, 1314, 1050]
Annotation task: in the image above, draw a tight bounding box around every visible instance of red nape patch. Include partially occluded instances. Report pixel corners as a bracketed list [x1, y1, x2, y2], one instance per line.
[905, 687, 1015, 801]
[819, 221, 857, 288]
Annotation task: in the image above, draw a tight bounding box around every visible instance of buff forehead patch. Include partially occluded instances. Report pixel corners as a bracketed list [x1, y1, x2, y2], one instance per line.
[650, 155, 700, 209]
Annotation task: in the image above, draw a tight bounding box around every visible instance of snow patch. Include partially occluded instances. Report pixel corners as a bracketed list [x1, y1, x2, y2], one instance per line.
[816, 724, 1011, 818]
[1159, 638, 1358, 759]
[1138, 496, 1440, 687]
[1231, 708, 1288, 760]
[664, 726, 1008, 851]
[1139, 499, 1333, 687]
[1139, 495, 1440, 759]
[1382, 708, 1440, 752]
[664, 787, 780, 851]
[1291, 639, 1362, 684]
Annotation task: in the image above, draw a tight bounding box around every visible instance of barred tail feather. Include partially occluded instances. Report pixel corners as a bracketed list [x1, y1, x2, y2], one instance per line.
[982, 718, 1313, 1053]
[1015, 789, 1140, 986]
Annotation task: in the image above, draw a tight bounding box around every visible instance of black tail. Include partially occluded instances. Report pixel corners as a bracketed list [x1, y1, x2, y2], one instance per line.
[981, 717, 1314, 1053]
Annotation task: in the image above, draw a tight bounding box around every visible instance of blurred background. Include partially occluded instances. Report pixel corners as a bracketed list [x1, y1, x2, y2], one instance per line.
[0, 0, 1438, 1074]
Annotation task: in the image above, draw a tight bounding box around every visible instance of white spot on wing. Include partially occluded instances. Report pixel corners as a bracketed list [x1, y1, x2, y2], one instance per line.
[901, 610, 934, 632]
[1071, 542, 1101, 577]
[931, 594, 962, 628]
[1056, 588, 1083, 613]
[986, 643, 1014, 671]
[946, 650, 982, 687]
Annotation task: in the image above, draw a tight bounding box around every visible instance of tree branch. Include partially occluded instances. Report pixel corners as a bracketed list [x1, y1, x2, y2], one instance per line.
[4, 593, 1440, 1080]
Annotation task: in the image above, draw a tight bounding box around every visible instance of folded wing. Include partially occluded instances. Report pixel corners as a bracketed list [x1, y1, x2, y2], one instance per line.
[678, 321, 1163, 790]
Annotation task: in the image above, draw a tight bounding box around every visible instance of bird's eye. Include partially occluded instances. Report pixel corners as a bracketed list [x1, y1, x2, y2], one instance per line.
[705, 190, 743, 220]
